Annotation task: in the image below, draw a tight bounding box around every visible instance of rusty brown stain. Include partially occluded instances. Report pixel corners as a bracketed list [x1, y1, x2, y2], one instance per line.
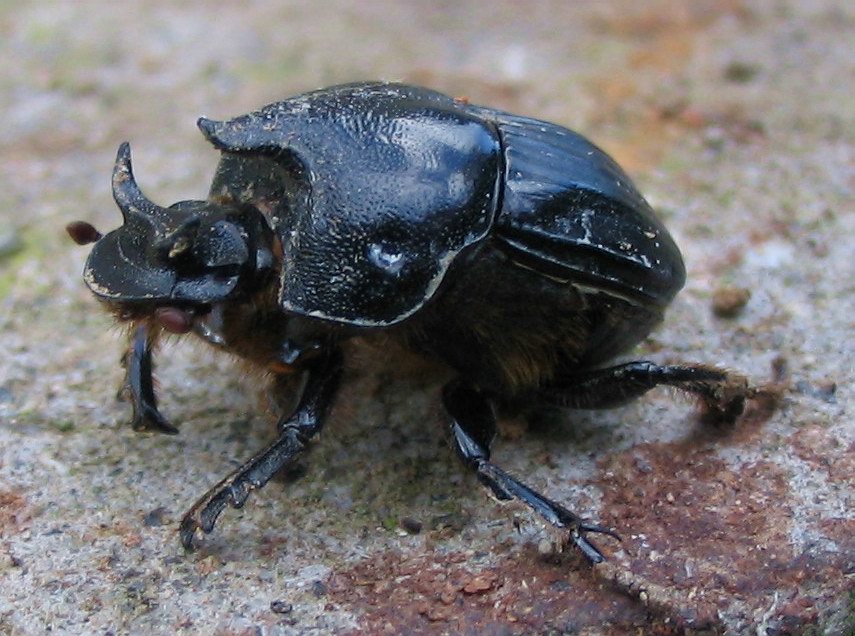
[595, 438, 852, 630]
[589, 1, 754, 39]
[326, 546, 675, 635]
[0, 490, 29, 537]
[790, 425, 855, 487]
[585, 1, 761, 174]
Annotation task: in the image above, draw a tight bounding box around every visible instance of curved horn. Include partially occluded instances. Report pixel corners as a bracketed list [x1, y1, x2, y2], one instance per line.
[111, 142, 170, 224]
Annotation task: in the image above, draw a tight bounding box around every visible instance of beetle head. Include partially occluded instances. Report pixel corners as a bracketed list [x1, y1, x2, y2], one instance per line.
[81, 143, 276, 318]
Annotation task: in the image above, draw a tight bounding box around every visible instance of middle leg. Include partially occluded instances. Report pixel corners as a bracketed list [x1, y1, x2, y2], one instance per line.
[443, 379, 618, 564]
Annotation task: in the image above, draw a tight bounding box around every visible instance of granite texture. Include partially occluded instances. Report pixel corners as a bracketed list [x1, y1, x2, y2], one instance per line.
[0, 1, 852, 634]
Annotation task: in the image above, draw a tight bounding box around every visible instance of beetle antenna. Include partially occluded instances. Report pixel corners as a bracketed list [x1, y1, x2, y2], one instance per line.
[66, 220, 102, 245]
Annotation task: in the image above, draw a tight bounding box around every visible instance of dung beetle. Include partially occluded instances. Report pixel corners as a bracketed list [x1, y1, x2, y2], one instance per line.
[68, 82, 753, 563]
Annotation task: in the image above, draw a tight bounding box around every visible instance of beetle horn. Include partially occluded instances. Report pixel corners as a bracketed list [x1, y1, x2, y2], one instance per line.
[111, 142, 171, 227]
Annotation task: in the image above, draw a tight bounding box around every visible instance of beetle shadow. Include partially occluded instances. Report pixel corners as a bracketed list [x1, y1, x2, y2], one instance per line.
[515, 402, 632, 454]
[221, 346, 473, 550]
[516, 389, 773, 460]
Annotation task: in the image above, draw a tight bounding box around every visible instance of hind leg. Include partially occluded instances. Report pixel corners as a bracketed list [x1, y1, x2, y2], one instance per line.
[540, 361, 753, 422]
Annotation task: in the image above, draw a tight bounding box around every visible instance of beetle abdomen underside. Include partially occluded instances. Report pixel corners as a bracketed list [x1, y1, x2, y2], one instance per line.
[403, 244, 664, 396]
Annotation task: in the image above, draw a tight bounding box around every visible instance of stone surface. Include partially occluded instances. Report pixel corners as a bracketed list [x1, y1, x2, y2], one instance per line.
[0, 1, 852, 634]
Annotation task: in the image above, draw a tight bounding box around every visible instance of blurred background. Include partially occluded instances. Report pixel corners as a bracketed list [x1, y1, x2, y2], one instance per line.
[1, 2, 852, 634]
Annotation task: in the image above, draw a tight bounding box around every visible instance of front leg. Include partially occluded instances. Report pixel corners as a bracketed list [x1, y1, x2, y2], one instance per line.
[179, 349, 343, 550]
[121, 323, 177, 434]
[443, 379, 619, 564]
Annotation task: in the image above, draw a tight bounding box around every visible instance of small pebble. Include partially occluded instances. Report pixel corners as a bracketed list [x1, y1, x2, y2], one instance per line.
[311, 580, 327, 597]
[723, 61, 760, 83]
[270, 600, 292, 614]
[399, 517, 422, 535]
[712, 286, 751, 318]
[143, 506, 168, 527]
[462, 572, 496, 594]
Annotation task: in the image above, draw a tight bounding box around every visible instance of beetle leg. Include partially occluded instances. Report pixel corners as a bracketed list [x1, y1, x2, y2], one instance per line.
[179, 349, 343, 551]
[541, 361, 752, 422]
[443, 379, 619, 564]
[121, 323, 177, 434]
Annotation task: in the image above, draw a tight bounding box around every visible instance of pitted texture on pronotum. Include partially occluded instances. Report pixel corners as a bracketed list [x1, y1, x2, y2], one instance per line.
[69, 81, 756, 563]
[198, 83, 502, 326]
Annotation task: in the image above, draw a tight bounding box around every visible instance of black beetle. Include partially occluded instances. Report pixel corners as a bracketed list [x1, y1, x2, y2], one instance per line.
[68, 82, 753, 563]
